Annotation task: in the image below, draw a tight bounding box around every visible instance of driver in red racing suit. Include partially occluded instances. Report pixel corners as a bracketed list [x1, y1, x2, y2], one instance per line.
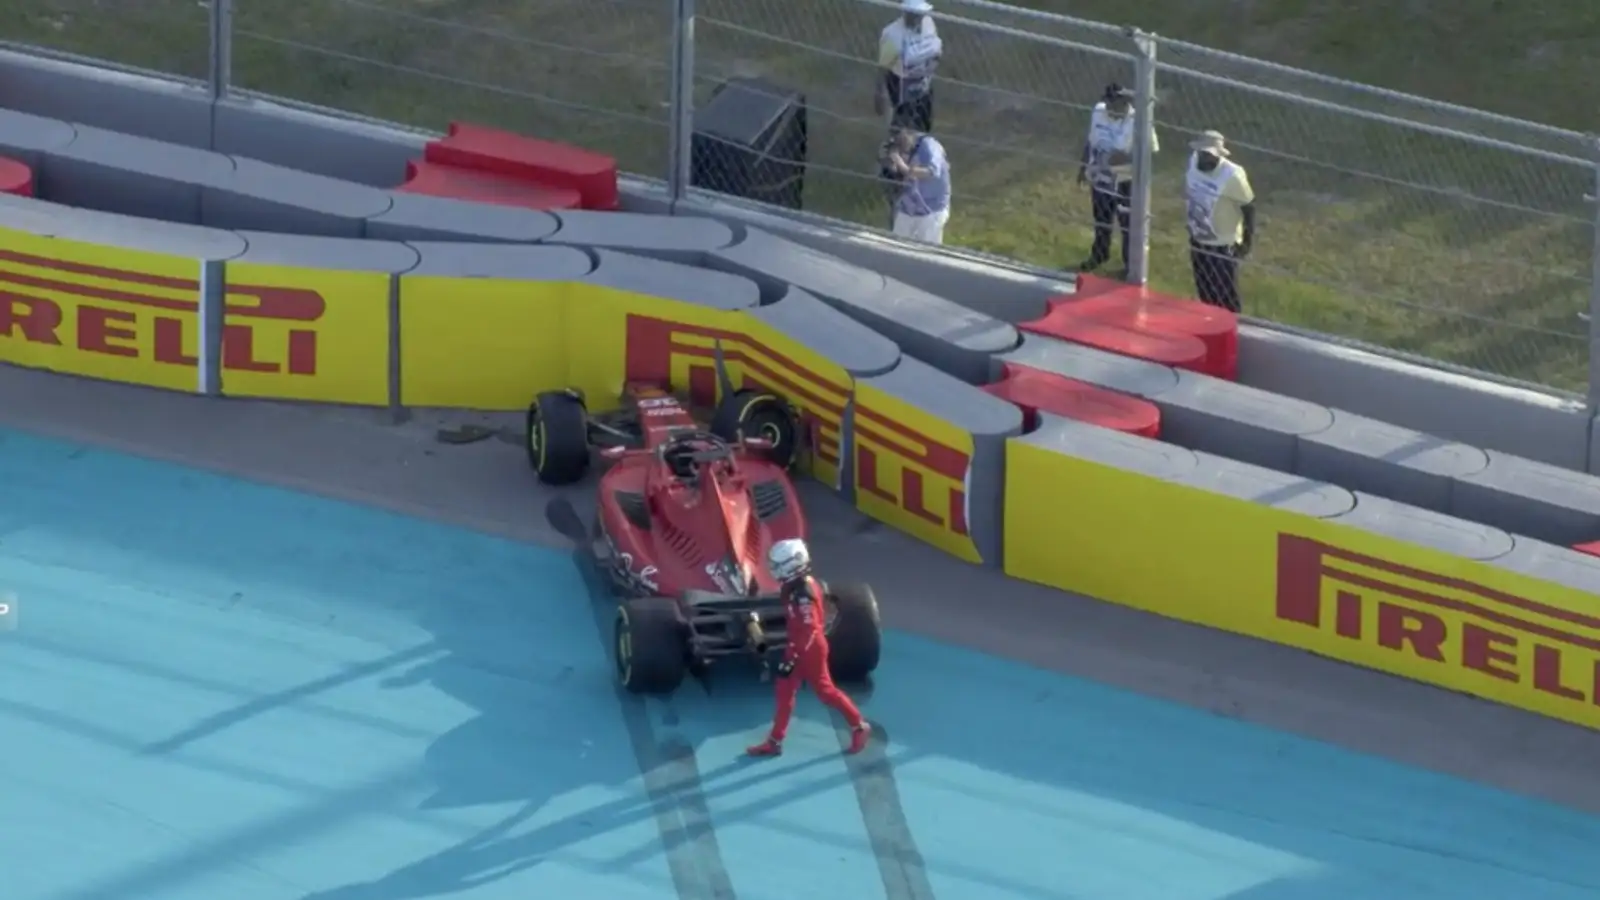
[747, 538, 872, 756]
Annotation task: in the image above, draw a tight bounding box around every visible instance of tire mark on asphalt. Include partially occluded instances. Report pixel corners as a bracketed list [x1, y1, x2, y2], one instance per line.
[548, 499, 738, 900]
[838, 719, 939, 900]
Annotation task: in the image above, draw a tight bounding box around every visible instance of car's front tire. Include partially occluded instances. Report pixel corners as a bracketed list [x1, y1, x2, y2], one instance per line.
[616, 597, 688, 694]
[711, 389, 798, 469]
[526, 391, 590, 485]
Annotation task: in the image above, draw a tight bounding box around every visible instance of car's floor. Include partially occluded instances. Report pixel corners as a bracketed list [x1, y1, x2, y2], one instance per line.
[2, 366, 1599, 900]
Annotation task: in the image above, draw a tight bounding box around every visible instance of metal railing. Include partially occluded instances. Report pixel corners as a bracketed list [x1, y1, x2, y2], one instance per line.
[9, 0, 1599, 398]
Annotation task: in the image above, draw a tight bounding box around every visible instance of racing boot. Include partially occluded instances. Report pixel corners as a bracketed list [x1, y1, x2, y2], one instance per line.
[846, 723, 872, 755]
[746, 736, 783, 757]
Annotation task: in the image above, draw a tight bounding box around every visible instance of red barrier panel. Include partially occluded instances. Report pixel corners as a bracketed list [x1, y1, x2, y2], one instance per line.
[398, 159, 582, 211]
[422, 122, 619, 211]
[1022, 275, 1239, 379]
[984, 363, 1162, 438]
[0, 156, 35, 197]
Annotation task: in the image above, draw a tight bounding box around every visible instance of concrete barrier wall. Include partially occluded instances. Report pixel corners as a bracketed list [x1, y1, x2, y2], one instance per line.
[12, 50, 1600, 730]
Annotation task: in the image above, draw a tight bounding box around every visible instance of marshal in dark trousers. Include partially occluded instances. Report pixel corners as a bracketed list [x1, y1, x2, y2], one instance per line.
[1183, 130, 1256, 312]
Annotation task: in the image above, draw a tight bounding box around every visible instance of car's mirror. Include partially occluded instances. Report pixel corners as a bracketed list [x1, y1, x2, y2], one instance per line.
[601, 446, 627, 460]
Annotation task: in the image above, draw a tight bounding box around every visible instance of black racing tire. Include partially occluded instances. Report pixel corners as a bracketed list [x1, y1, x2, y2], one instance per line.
[615, 597, 688, 695]
[825, 582, 882, 683]
[526, 391, 590, 485]
[711, 389, 798, 469]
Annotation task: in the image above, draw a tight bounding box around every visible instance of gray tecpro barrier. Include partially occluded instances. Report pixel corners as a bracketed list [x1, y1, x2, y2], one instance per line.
[582, 247, 762, 310]
[1327, 493, 1517, 562]
[201, 156, 394, 238]
[1451, 451, 1600, 546]
[0, 106, 76, 167]
[1027, 413, 1199, 479]
[1153, 372, 1336, 473]
[403, 241, 596, 281]
[708, 226, 1019, 383]
[540, 209, 738, 265]
[366, 194, 561, 243]
[1181, 452, 1356, 519]
[852, 355, 1024, 565]
[38, 125, 236, 224]
[1493, 537, 1600, 594]
[1296, 410, 1489, 514]
[747, 286, 901, 380]
[997, 333, 1180, 397]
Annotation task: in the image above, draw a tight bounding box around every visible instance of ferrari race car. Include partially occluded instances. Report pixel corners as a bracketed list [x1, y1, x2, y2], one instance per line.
[526, 383, 882, 695]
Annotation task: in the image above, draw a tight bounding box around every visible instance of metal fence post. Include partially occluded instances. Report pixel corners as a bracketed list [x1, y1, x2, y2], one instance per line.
[1127, 29, 1157, 286]
[207, 0, 234, 100]
[1588, 135, 1600, 408]
[666, 0, 696, 202]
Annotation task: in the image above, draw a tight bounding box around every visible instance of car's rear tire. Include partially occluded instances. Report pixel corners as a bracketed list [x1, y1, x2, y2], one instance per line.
[711, 389, 798, 469]
[825, 582, 881, 683]
[616, 597, 688, 694]
[527, 391, 590, 485]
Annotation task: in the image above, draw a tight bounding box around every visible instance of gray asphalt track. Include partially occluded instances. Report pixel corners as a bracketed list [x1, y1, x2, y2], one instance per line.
[4, 364, 1599, 814]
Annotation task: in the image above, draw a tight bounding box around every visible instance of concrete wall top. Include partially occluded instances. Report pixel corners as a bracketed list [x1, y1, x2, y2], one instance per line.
[747, 287, 900, 378]
[233, 231, 420, 274]
[405, 243, 596, 280]
[211, 94, 425, 187]
[582, 248, 759, 310]
[542, 210, 736, 263]
[1239, 324, 1591, 471]
[0, 50, 213, 147]
[365, 193, 562, 243]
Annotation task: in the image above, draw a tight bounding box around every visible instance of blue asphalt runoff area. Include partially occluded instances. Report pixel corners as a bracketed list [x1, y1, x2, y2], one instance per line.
[2, 427, 1599, 900]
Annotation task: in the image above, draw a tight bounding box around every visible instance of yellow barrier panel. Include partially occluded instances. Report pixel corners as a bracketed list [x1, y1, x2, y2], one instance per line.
[398, 275, 571, 410]
[563, 284, 741, 415]
[0, 227, 202, 392]
[854, 381, 980, 563]
[219, 261, 389, 405]
[1004, 440, 1600, 729]
[601, 304, 851, 488]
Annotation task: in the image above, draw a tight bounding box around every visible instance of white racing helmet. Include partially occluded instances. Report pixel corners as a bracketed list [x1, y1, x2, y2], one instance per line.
[767, 538, 812, 582]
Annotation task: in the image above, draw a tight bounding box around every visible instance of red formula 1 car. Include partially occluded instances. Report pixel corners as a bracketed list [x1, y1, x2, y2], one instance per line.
[525, 383, 882, 695]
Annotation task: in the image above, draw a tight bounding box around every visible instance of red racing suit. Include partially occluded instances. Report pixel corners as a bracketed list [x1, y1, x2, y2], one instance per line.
[765, 575, 864, 740]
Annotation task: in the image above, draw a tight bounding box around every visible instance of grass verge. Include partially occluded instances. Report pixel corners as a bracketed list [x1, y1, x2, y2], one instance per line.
[8, 0, 1597, 390]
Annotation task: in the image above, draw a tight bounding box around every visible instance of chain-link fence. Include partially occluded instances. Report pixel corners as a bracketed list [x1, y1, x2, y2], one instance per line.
[1154, 38, 1595, 392]
[2, 0, 1596, 394]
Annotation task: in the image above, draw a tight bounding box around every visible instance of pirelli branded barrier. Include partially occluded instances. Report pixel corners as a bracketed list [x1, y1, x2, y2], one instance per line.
[10, 96, 1600, 735]
[0, 194, 1019, 567]
[1005, 416, 1600, 731]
